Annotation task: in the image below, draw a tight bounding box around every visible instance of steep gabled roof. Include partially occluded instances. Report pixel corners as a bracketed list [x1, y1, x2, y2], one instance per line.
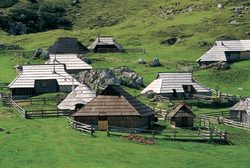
[8, 64, 79, 89]
[73, 85, 154, 117]
[46, 54, 92, 71]
[230, 98, 250, 115]
[141, 72, 211, 94]
[197, 40, 250, 62]
[49, 37, 89, 54]
[57, 84, 96, 110]
[167, 104, 194, 118]
[88, 36, 125, 51]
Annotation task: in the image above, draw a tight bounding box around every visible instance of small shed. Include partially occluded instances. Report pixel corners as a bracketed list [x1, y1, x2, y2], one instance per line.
[197, 40, 250, 66]
[72, 85, 155, 129]
[141, 72, 212, 99]
[88, 36, 125, 53]
[167, 104, 195, 128]
[229, 98, 250, 124]
[57, 84, 96, 111]
[48, 37, 89, 54]
[8, 64, 79, 98]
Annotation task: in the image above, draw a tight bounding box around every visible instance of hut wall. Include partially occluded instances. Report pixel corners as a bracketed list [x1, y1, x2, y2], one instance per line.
[74, 115, 153, 128]
[94, 45, 119, 53]
[34, 79, 59, 93]
[230, 110, 240, 120]
[59, 85, 77, 93]
[242, 113, 250, 124]
[240, 51, 250, 60]
[11, 88, 34, 96]
[171, 117, 193, 127]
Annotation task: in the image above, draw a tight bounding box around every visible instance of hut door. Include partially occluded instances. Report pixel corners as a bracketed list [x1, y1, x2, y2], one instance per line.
[181, 117, 188, 127]
[98, 113, 108, 131]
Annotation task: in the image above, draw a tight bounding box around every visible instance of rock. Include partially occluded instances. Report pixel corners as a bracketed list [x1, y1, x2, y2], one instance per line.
[149, 57, 161, 67]
[6, 131, 11, 134]
[33, 48, 43, 58]
[229, 20, 238, 25]
[14, 65, 23, 72]
[138, 58, 146, 64]
[41, 51, 49, 59]
[200, 61, 230, 70]
[144, 90, 157, 99]
[233, 6, 244, 14]
[237, 88, 243, 91]
[9, 22, 27, 35]
[161, 37, 177, 46]
[246, 32, 250, 35]
[82, 57, 92, 64]
[217, 3, 224, 9]
[0, 128, 4, 132]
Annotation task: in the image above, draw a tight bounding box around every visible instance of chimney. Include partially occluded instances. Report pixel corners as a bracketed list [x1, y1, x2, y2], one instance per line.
[97, 34, 100, 42]
[221, 42, 224, 46]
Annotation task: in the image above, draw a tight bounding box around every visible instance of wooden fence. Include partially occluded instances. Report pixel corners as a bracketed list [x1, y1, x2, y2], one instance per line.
[67, 117, 95, 136]
[10, 99, 26, 118]
[107, 126, 227, 141]
[96, 48, 145, 54]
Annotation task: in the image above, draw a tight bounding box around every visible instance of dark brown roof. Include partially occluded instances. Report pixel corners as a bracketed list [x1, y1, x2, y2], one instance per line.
[73, 85, 154, 117]
[167, 104, 194, 118]
[49, 37, 89, 54]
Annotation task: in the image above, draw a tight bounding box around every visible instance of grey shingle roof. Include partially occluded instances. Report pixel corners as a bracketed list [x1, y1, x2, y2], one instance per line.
[141, 72, 211, 94]
[57, 84, 96, 110]
[46, 54, 92, 71]
[88, 36, 124, 51]
[8, 64, 79, 89]
[49, 37, 89, 54]
[230, 98, 250, 114]
[197, 40, 250, 62]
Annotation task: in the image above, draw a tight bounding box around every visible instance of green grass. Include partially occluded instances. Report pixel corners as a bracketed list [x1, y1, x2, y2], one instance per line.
[0, 109, 250, 168]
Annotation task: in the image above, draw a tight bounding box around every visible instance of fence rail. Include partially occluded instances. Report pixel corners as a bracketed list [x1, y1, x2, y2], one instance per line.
[67, 117, 95, 136]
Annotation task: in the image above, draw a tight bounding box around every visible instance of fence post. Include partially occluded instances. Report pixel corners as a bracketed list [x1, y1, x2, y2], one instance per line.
[91, 125, 94, 137]
[41, 109, 44, 118]
[24, 110, 27, 119]
[107, 128, 110, 137]
[43, 97, 46, 105]
[152, 130, 155, 139]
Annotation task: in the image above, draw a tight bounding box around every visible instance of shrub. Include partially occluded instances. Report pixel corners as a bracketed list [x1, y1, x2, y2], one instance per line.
[0, 0, 18, 8]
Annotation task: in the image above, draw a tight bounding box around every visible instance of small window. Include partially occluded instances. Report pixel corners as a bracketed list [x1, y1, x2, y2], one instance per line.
[42, 81, 48, 87]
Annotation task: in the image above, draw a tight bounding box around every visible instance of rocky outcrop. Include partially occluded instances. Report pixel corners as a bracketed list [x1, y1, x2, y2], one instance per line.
[149, 57, 161, 67]
[200, 62, 230, 70]
[79, 66, 144, 91]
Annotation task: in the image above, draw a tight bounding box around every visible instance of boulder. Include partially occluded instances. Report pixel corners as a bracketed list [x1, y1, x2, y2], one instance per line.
[149, 57, 161, 67]
[144, 90, 157, 99]
[33, 48, 43, 58]
[0, 128, 4, 132]
[161, 37, 177, 46]
[217, 3, 224, 9]
[138, 58, 146, 64]
[234, 6, 244, 14]
[82, 57, 92, 64]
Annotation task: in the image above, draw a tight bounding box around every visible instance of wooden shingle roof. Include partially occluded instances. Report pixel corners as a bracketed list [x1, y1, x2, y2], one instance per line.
[46, 54, 92, 71]
[230, 98, 250, 114]
[88, 36, 124, 51]
[197, 40, 250, 62]
[49, 37, 89, 54]
[57, 84, 96, 110]
[73, 85, 154, 117]
[167, 104, 194, 118]
[8, 64, 79, 89]
[141, 72, 211, 94]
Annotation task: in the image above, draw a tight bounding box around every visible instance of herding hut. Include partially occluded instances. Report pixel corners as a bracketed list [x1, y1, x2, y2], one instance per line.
[48, 37, 89, 54]
[88, 36, 125, 53]
[167, 104, 195, 128]
[8, 64, 79, 98]
[57, 84, 96, 111]
[72, 85, 155, 129]
[197, 40, 250, 66]
[141, 72, 212, 99]
[229, 98, 250, 124]
[47, 37, 92, 73]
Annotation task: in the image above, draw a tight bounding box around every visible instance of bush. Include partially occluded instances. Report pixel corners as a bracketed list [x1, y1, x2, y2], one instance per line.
[0, 0, 18, 8]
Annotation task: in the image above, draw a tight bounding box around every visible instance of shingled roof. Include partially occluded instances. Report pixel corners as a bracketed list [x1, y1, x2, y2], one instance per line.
[88, 36, 125, 51]
[46, 54, 92, 71]
[49, 37, 89, 54]
[167, 104, 194, 118]
[230, 98, 250, 115]
[141, 72, 211, 94]
[57, 84, 96, 110]
[9, 64, 79, 89]
[197, 40, 250, 62]
[72, 85, 154, 117]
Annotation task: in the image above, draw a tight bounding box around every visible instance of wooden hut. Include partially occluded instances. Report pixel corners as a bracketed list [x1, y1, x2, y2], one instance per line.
[72, 85, 155, 130]
[47, 37, 92, 73]
[8, 64, 79, 98]
[141, 72, 212, 99]
[197, 40, 250, 66]
[57, 84, 96, 111]
[88, 36, 125, 53]
[167, 104, 195, 128]
[230, 98, 250, 124]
